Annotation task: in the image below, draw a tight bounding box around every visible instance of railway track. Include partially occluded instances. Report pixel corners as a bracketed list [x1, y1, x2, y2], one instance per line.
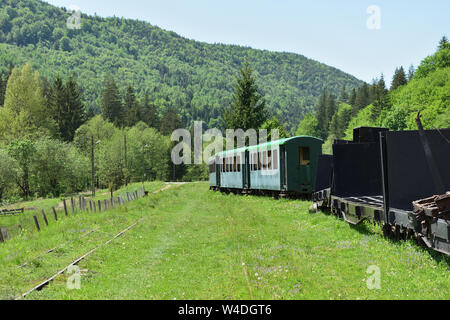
[15, 182, 186, 299]
[17, 219, 143, 299]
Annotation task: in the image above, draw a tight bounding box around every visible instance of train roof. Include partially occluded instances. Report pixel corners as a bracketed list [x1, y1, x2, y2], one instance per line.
[215, 135, 323, 157]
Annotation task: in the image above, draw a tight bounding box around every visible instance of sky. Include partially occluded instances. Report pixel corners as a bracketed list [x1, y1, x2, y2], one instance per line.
[44, 0, 449, 85]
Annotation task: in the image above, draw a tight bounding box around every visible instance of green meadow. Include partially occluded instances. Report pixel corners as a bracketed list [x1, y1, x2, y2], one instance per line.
[0, 182, 448, 300]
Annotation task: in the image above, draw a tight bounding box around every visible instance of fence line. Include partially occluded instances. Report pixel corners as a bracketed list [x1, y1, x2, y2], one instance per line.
[0, 186, 147, 243]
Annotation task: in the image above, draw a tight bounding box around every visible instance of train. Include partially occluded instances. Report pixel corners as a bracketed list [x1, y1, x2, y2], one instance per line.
[209, 127, 450, 256]
[208, 136, 323, 197]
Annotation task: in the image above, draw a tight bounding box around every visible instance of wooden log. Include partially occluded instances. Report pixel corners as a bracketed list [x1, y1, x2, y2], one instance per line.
[63, 199, 68, 216]
[33, 215, 40, 232]
[52, 207, 58, 221]
[41, 210, 48, 226]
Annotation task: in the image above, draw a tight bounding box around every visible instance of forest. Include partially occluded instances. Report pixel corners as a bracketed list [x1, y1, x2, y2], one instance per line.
[296, 37, 450, 153]
[0, 0, 363, 133]
[0, 0, 448, 206]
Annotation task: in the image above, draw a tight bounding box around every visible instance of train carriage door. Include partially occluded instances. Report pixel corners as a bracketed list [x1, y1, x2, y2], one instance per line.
[281, 146, 287, 190]
[215, 155, 221, 187]
[244, 150, 250, 189]
[299, 146, 312, 190]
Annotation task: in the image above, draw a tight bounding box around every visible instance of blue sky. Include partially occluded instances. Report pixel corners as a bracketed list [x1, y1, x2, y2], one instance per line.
[44, 0, 449, 85]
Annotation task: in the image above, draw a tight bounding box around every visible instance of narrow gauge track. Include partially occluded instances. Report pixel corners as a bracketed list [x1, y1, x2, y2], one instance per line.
[17, 218, 143, 299]
[18, 229, 99, 269]
[16, 183, 185, 299]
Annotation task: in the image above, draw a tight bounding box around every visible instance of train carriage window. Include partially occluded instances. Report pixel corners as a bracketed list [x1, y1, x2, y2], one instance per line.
[273, 150, 278, 170]
[237, 155, 241, 172]
[268, 150, 272, 170]
[258, 152, 262, 170]
[233, 156, 237, 172]
[299, 147, 310, 166]
[263, 151, 269, 170]
[223, 158, 225, 172]
[253, 153, 257, 171]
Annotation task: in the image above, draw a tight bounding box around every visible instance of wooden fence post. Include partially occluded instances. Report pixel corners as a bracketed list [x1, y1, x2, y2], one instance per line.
[52, 207, 58, 221]
[0, 228, 4, 242]
[71, 197, 75, 213]
[33, 215, 40, 232]
[93, 201, 97, 213]
[63, 199, 68, 216]
[98, 200, 102, 212]
[104, 199, 108, 210]
[41, 210, 48, 226]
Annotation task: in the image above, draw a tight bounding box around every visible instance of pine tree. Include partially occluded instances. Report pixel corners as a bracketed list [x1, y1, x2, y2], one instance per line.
[64, 75, 85, 141]
[407, 65, 415, 82]
[348, 88, 357, 110]
[49, 77, 66, 138]
[315, 89, 329, 140]
[354, 83, 369, 111]
[224, 61, 267, 131]
[438, 36, 449, 51]
[49, 76, 85, 141]
[325, 93, 337, 126]
[371, 75, 389, 121]
[123, 85, 140, 127]
[141, 93, 159, 129]
[159, 106, 183, 136]
[100, 75, 123, 126]
[390, 67, 408, 91]
[0, 73, 4, 106]
[339, 85, 348, 103]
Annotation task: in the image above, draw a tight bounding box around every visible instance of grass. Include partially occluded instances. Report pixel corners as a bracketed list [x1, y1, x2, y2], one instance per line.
[0, 182, 448, 300]
[0, 181, 165, 239]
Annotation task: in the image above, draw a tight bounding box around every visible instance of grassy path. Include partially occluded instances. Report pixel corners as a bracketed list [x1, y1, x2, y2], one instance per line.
[14, 182, 448, 300]
[0, 183, 450, 300]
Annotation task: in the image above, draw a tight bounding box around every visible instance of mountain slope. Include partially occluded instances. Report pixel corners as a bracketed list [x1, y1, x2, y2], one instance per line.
[0, 0, 363, 132]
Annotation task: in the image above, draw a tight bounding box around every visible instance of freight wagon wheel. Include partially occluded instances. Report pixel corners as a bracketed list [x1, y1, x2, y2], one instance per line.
[382, 223, 392, 238]
[400, 227, 408, 241]
[394, 225, 401, 241]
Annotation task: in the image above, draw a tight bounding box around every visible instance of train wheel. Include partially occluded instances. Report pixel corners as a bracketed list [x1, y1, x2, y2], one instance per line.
[382, 223, 391, 238]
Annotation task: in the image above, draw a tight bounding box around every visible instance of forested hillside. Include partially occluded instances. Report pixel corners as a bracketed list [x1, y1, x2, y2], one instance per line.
[297, 37, 450, 152]
[0, 0, 363, 132]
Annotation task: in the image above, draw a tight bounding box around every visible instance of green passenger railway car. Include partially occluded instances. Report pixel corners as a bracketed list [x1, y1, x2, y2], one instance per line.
[209, 136, 323, 197]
